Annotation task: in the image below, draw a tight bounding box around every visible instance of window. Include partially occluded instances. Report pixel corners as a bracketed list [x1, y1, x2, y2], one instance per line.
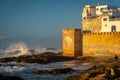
[86, 9, 89, 13]
[84, 17, 86, 20]
[100, 8, 104, 12]
[111, 25, 116, 32]
[96, 8, 99, 11]
[103, 18, 107, 21]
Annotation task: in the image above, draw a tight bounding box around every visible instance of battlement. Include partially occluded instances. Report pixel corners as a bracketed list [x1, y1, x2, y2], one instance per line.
[83, 32, 120, 35]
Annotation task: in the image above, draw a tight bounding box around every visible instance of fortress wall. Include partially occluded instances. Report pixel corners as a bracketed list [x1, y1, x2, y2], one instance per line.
[83, 32, 120, 56]
[62, 29, 82, 57]
[62, 29, 75, 56]
[74, 29, 82, 56]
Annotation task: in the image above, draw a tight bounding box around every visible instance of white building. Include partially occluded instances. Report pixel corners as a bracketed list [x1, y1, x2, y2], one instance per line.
[82, 4, 120, 32]
[82, 5, 96, 20]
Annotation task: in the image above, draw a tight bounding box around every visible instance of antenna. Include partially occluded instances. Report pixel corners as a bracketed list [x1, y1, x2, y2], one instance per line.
[98, 0, 100, 6]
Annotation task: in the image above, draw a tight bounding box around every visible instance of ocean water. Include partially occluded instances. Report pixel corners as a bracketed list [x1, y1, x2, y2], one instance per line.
[0, 37, 91, 80]
[0, 61, 91, 80]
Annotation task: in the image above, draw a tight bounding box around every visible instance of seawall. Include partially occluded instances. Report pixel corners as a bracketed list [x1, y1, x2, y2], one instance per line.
[83, 32, 120, 56]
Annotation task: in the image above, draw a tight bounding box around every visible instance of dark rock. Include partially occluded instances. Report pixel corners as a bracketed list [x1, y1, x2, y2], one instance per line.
[0, 74, 24, 80]
[32, 70, 49, 74]
[67, 64, 120, 80]
[67, 65, 106, 80]
[0, 52, 76, 64]
[103, 68, 120, 80]
[32, 68, 75, 75]
[0, 74, 3, 77]
[50, 68, 75, 75]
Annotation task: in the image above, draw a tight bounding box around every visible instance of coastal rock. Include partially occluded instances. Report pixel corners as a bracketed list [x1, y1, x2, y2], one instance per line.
[50, 68, 75, 75]
[0, 52, 76, 64]
[67, 63, 120, 80]
[32, 70, 49, 74]
[32, 68, 74, 75]
[0, 74, 24, 80]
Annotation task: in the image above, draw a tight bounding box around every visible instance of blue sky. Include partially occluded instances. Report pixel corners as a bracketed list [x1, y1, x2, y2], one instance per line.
[0, 0, 120, 38]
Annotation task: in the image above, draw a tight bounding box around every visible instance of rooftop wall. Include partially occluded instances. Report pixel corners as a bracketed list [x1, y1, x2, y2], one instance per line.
[83, 32, 120, 56]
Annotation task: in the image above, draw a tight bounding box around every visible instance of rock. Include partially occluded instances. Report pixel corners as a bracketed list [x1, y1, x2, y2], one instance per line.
[0, 52, 75, 64]
[32, 70, 49, 74]
[32, 68, 75, 75]
[67, 65, 105, 80]
[104, 68, 120, 80]
[0, 74, 24, 80]
[67, 64, 120, 80]
[0, 74, 3, 77]
[50, 68, 74, 75]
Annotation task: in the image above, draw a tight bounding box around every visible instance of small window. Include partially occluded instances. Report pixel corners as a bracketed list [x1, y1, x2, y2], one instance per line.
[96, 8, 99, 11]
[100, 8, 104, 12]
[111, 25, 116, 32]
[86, 9, 89, 13]
[84, 17, 86, 20]
[103, 18, 107, 21]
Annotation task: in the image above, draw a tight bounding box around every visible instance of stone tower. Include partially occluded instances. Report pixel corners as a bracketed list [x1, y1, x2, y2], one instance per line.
[62, 29, 82, 57]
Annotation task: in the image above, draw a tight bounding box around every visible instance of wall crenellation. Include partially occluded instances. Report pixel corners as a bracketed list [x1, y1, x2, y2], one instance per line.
[83, 32, 120, 36]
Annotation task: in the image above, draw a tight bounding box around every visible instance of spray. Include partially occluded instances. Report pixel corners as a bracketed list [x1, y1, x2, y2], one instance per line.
[4, 42, 30, 57]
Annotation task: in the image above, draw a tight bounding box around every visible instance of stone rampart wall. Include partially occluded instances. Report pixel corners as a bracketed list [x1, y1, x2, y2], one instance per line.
[83, 32, 120, 56]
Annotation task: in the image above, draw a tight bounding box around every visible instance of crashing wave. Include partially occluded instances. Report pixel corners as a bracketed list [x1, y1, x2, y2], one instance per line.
[1, 42, 30, 58]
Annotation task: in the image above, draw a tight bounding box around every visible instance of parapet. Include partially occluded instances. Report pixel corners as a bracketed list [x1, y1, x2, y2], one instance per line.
[83, 32, 120, 36]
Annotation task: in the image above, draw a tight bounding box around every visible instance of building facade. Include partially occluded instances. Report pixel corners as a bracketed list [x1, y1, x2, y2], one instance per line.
[62, 4, 120, 57]
[82, 4, 120, 32]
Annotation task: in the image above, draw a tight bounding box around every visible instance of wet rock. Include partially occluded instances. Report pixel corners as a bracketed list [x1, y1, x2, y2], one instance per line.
[0, 52, 76, 64]
[103, 68, 120, 80]
[50, 68, 75, 75]
[32, 70, 49, 74]
[67, 64, 120, 80]
[32, 68, 75, 75]
[0, 57, 15, 62]
[0, 74, 24, 80]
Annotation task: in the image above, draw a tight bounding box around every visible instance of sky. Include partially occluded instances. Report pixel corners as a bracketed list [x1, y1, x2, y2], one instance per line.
[0, 0, 120, 48]
[0, 0, 120, 38]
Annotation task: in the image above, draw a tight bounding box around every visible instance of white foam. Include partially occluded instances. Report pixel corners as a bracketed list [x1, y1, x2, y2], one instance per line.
[0, 42, 30, 58]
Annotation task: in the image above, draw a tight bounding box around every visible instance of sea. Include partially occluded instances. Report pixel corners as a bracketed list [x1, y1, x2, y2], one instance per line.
[0, 37, 92, 80]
